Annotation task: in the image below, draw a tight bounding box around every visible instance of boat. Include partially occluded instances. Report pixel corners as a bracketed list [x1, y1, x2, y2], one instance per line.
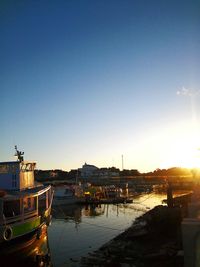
[0, 224, 51, 266]
[53, 183, 133, 206]
[53, 185, 79, 206]
[77, 185, 133, 204]
[0, 146, 54, 244]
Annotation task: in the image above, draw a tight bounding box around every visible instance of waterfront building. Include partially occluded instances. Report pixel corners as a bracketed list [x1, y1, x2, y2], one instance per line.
[79, 163, 98, 178]
[95, 167, 119, 177]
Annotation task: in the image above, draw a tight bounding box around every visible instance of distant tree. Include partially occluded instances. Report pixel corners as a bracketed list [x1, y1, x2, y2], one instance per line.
[68, 169, 81, 179]
[35, 169, 69, 181]
[120, 169, 140, 176]
[109, 167, 120, 172]
[152, 167, 192, 177]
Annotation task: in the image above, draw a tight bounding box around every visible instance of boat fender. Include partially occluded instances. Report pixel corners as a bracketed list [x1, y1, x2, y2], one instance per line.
[3, 226, 13, 241]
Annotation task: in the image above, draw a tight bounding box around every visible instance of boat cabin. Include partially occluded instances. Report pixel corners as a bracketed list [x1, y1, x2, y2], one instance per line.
[0, 161, 36, 191]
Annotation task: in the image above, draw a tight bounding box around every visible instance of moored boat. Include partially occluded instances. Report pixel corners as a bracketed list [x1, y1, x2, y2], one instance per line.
[53, 186, 79, 205]
[0, 146, 54, 244]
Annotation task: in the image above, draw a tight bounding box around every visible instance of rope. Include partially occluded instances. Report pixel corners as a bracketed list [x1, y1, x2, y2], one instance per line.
[76, 220, 123, 232]
[132, 192, 155, 205]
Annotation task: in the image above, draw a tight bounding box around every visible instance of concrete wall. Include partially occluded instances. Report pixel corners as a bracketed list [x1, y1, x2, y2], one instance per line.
[182, 218, 200, 267]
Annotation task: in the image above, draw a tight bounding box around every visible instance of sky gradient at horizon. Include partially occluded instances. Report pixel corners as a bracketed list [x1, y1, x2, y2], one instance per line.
[1, 0, 200, 172]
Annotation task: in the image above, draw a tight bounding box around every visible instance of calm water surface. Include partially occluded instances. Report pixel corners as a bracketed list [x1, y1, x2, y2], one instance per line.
[0, 192, 179, 266]
[48, 192, 167, 267]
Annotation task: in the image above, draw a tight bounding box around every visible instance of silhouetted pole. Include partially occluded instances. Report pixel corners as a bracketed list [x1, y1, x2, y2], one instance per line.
[167, 180, 173, 208]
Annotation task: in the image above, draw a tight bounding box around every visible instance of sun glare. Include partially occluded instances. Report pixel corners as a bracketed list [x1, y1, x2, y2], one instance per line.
[160, 128, 200, 170]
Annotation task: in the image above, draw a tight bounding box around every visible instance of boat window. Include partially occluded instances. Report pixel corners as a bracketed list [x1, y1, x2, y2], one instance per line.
[23, 197, 36, 213]
[47, 188, 52, 207]
[38, 192, 47, 215]
[3, 200, 20, 217]
[21, 163, 35, 172]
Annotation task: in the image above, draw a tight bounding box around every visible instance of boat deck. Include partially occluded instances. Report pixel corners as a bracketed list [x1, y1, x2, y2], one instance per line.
[0, 184, 51, 200]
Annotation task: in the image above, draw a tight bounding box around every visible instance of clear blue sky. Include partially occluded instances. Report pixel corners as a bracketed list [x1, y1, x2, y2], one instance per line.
[1, 0, 200, 172]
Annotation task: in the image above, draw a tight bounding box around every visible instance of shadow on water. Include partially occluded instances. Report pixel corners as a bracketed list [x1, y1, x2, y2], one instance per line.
[0, 225, 52, 267]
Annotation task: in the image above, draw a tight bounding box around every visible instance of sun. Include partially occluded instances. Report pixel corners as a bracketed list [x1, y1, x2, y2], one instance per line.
[160, 130, 200, 170]
[179, 142, 199, 168]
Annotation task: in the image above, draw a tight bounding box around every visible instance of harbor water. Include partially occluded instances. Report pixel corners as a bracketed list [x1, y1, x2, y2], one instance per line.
[48, 192, 166, 266]
[0, 192, 180, 267]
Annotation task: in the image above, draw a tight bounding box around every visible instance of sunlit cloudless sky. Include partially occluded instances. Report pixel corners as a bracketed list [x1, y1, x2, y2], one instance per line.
[1, 0, 200, 172]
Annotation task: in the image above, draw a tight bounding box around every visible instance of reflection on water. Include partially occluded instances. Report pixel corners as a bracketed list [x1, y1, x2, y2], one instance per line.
[1, 192, 184, 267]
[0, 225, 52, 267]
[48, 192, 167, 267]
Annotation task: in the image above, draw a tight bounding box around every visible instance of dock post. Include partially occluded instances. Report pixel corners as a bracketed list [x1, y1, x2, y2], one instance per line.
[167, 181, 173, 208]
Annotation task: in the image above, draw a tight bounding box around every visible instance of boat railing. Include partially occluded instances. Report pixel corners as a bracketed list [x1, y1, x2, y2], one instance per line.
[23, 210, 38, 220]
[2, 210, 38, 225]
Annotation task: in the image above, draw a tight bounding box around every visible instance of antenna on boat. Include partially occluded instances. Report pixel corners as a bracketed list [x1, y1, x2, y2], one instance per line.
[14, 145, 24, 162]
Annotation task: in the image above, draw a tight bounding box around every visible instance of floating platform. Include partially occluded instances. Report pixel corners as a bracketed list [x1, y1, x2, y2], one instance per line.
[76, 197, 133, 205]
